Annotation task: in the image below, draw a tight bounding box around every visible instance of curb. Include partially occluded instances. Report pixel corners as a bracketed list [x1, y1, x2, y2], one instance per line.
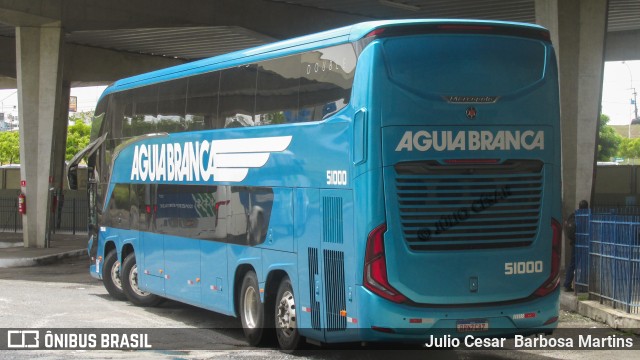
[561, 292, 640, 335]
[0, 249, 86, 268]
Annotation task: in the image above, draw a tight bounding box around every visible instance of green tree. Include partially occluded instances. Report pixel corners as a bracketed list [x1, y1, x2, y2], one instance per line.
[619, 137, 640, 160]
[0, 131, 20, 165]
[598, 114, 622, 161]
[66, 119, 91, 161]
[0, 114, 92, 165]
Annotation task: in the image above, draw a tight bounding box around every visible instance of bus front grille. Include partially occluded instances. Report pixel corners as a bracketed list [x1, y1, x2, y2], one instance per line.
[394, 159, 543, 251]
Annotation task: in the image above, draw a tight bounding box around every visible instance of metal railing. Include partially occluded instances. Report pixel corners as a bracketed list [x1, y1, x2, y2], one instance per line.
[574, 209, 590, 292]
[575, 208, 640, 314]
[0, 194, 87, 235]
[0, 196, 21, 232]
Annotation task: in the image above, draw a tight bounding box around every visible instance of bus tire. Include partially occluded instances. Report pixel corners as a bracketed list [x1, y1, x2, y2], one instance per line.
[275, 276, 303, 351]
[240, 271, 272, 346]
[121, 253, 163, 307]
[102, 250, 127, 301]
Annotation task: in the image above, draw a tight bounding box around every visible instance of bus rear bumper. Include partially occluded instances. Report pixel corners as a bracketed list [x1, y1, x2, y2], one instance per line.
[350, 286, 560, 343]
[89, 263, 102, 280]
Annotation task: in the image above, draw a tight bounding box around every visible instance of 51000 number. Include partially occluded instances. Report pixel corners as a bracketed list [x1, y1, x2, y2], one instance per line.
[504, 261, 543, 275]
[326, 170, 347, 186]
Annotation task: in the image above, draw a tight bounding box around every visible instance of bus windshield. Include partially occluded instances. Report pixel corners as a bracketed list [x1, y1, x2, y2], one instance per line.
[384, 35, 546, 96]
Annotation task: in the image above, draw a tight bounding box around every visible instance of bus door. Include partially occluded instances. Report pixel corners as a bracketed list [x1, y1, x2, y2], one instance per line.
[159, 184, 203, 305]
[138, 184, 164, 295]
[200, 186, 230, 312]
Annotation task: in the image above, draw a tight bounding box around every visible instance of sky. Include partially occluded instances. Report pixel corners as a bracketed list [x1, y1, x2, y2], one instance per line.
[602, 60, 640, 125]
[0, 85, 106, 119]
[0, 60, 639, 125]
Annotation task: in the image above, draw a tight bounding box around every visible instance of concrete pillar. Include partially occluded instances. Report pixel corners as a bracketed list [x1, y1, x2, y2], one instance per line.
[52, 81, 70, 231]
[536, 0, 608, 266]
[536, 0, 608, 213]
[16, 22, 65, 248]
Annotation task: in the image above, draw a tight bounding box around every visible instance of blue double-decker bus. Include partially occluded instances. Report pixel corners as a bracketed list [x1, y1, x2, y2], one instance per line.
[68, 19, 562, 349]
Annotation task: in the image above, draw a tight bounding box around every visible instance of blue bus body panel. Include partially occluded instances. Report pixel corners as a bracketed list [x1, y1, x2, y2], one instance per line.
[107, 120, 353, 192]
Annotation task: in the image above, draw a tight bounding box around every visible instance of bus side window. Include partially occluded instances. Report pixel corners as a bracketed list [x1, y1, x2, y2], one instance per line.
[256, 55, 301, 125]
[129, 184, 140, 230]
[299, 44, 356, 121]
[108, 183, 131, 230]
[219, 64, 257, 128]
[157, 78, 188, 133]
[186, 71, 220, 131]
[131, 86, 159, 136]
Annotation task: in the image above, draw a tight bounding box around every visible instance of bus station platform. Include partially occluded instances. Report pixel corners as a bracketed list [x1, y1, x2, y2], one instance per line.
[0, 233, 86, 268]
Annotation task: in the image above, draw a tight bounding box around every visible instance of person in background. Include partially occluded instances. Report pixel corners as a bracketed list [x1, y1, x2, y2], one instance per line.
[563, 200, 589, 292]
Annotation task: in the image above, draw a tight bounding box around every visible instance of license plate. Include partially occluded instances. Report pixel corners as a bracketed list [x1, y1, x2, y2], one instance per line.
[456, 319, 489, 332]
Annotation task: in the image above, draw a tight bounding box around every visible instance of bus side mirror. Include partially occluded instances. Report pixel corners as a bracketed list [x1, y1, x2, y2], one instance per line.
[67, 166, 78, 190]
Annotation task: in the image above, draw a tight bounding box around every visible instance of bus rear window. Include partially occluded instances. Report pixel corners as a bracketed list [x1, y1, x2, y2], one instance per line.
[383, 35, 546, 96]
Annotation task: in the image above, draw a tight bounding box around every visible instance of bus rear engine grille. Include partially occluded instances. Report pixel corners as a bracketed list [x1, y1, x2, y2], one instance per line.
[394, 160, 543, 251]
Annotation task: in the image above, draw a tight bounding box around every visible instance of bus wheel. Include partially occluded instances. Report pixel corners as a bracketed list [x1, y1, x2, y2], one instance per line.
[240, 271, 271, 346]
[275, 277, 302, 351]
[102, 250, 127, 301]
[121, 253, 162, 307]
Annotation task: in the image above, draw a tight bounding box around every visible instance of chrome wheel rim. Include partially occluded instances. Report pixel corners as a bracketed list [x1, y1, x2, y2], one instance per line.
[276, 290, 296, 337]
[129, 264, 149, 297]
[243, 286, 259, 328]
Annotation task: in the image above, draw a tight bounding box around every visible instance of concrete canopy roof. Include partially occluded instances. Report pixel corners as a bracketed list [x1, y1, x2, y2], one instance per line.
[0, 0, 638, 84]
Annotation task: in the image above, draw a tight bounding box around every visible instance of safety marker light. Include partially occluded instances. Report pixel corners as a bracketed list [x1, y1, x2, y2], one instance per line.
[513, 312, 537, 319]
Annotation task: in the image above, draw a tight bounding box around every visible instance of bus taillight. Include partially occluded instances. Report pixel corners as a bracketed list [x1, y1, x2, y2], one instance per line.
[365, 28, 386, 38]
[534, 218, 562, 297]
[364, 224, 408, 303]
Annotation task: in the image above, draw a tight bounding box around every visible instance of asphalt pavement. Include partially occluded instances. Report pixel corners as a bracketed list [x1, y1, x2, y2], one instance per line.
[1, 231, 640, 337]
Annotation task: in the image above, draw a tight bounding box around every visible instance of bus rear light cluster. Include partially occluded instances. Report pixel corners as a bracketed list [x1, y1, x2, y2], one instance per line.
[364, 224, 408, 303]
[437, 24, 493, 31]
[365, 28, 386, 38]
[533, 218, 562, 297]
[362, 23, 551, 42]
